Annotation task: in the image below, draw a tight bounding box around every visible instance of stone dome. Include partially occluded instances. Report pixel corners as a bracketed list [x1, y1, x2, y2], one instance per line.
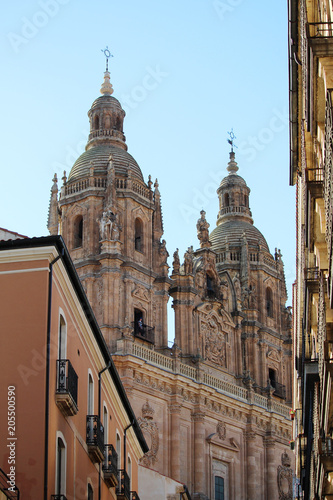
[67, 70, 144, 184]
[210, 150, 270, 253]
[68, 145, 144, 183]
[210, 219, 270, 252]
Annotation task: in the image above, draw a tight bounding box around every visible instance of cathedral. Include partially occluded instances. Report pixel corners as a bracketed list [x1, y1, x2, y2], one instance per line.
[48, 66, 294, 499]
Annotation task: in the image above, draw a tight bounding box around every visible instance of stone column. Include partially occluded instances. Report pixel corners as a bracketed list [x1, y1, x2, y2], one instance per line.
[246, 430, 258, 500]
[169, 403, 182, 482]
[191, 411, 206, 496]
[264, 437, 277, 500]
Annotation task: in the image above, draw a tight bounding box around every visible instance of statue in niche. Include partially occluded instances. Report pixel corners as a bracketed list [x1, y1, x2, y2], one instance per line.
[98, 210, 121, 241]
[196, 210, 211, 248]
[184, 246, 194, 274]
[172, 248, 180, 274]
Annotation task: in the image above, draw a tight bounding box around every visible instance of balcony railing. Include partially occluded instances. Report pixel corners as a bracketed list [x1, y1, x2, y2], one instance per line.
[132, 322, 155, 344]
[86, 415, 105, 463]
[55, 359, 78, 416]
[307, 22, 333, 38]
[117, 469, 130, 500]
[51, 496, 68, 500]
[131, 492, 140, 500]
[305, 267, 320, 294]
[103, 444, 118, 488]
[319, 437, 333, 471]
[305, 167, 324, 197]
[272, 381, 286, 400]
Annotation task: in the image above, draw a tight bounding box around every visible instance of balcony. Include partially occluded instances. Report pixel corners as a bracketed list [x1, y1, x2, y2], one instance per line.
[55, 359, 78, 416]
[130, 492, 140, 500]
[86, 415, 105, 463]
[132, 322, 155, 344]
[117, 469, 130, 500]
[305, 267, 320, 294]
[319, 437, 333, 471]
[305, 167, 323, 198]
[306, 22, 333, 56]
[272, 381, 286, 400]
[103, 444, 118, 488]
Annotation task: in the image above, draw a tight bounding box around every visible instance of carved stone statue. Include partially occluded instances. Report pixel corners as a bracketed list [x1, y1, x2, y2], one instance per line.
[197, 210, 211, 248]
[159, 239, 169, 262]
[172, 248, 180, 274]
[98, 210, 120, 241]
[184, 246, 193, 274]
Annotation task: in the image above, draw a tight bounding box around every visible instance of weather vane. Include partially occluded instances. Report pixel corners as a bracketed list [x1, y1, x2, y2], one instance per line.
[227, 129, 237, 152]
[101, 46, 113, 72]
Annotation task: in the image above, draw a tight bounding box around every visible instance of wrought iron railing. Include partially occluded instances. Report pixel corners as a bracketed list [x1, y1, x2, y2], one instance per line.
[56, 359, 78, 408]
[117, 469, 130, 500]
[132, 322, 155, 344]
[103, 444, 118, 476]
[307, 22, 333, 38]
[86, 415, 104, 456]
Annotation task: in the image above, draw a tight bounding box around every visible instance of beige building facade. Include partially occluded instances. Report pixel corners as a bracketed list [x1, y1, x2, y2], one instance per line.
[288, 1, 333, 498]
[48, 68, 294, 499]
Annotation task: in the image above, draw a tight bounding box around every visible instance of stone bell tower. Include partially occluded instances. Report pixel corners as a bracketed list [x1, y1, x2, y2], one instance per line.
[48, 66, 170, 351]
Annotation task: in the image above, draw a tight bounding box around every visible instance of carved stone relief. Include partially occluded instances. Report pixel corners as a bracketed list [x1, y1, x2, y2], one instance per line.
[201, 315, 227, 367]
[138, 401, 159, 467]
[277, 452, 293, 500]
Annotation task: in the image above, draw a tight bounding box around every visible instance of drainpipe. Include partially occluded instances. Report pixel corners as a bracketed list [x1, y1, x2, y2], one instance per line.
[98, 362, 111, 500]
[44, 254, 61, 500]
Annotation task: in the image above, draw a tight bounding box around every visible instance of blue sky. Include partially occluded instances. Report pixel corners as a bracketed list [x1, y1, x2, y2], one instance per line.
[0, 0, 294, 310]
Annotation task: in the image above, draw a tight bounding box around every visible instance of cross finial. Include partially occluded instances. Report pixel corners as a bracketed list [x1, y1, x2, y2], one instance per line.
[101, 46, 113, 72]
[227, 129, 237, 153]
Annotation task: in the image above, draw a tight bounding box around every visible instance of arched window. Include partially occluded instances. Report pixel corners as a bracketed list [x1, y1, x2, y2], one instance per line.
[58, 314, 67, 360]
[94, 115, 99, 130]
[127, 455, 132, 489]
[134, 218, 143, 252]
[244, 194, 248, 207]
[116, 432, 121, 468]
[207, 274, 215, 298]
[56, 434, 66, 497]
[73, 215, 83, 248]
[87, 483, 94, 500]
[266, 287, 273, 317]
[103, 405, 108, 444]
[224, 193, 229, 207]
[88, 372, 94, 415]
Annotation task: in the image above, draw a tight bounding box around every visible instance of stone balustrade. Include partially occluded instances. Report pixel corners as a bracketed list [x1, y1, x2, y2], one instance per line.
[128, 343, 290, 418]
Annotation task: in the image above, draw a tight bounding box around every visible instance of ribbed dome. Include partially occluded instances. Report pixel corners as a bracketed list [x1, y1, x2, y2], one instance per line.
[68, 145, 144, 183]
[90, 94, 123, 112]
[210, 220, 270, 252]
[219, 172, 247, 189]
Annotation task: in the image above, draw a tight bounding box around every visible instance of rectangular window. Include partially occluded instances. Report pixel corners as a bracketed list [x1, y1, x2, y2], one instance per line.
[215, 476, 224, 500]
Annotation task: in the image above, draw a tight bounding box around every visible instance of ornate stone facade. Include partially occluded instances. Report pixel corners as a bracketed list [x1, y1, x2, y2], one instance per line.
[48, 69, 293, 499]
